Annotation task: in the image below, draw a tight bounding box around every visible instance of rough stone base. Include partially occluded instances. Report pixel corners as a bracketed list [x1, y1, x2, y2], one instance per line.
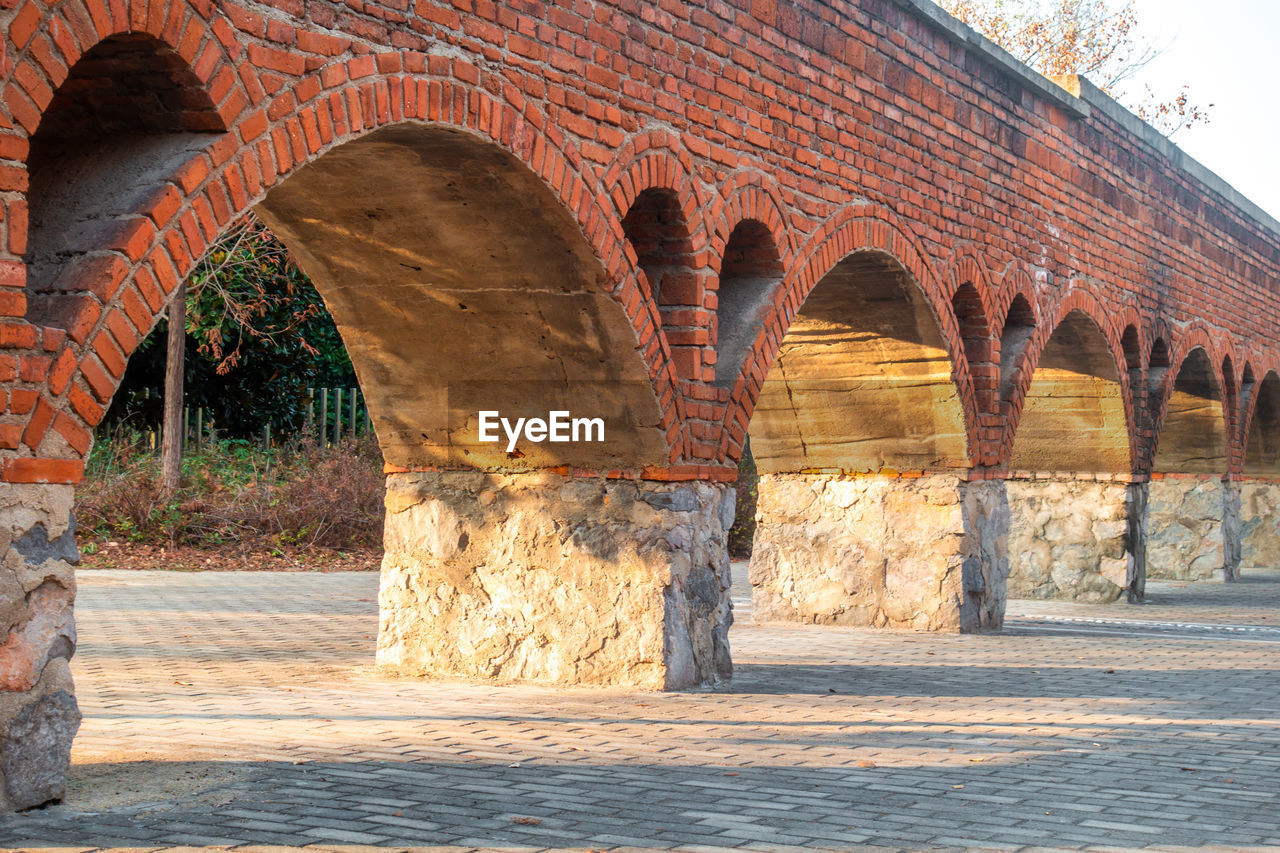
[1007, 479, 1147, 603]
[748, 473, 1009, 632]
[377, 471, 734, 689]
[0, 483, 81, 813]
[1241, 480, 1280, 571]
[1223, 482, 1241, 581]
[1148, 477, 1236, 581]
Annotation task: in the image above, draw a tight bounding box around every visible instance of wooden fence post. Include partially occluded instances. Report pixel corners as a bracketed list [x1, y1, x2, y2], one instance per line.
[319, 388, 329, 446]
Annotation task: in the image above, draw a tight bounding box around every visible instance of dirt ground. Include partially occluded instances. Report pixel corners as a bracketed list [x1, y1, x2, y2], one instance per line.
[77, 541, 382, 572]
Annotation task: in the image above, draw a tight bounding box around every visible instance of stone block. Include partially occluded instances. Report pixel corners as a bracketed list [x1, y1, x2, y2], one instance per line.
[1007, 479, 1144, 603]
[1148, 478, 1229, 581]
[748, 473, 1008, 632]
[1240, 480, 1280, 571]
[1, 686, 80, 810]
[377, 471, 733, 689]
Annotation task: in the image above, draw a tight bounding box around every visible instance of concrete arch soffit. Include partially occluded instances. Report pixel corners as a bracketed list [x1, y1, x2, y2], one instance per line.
[1241, 368, 1280, 470]
[722, 202, 979, 467]
[1149, 326, 1228, 469]
[19, 67, 681, 467]
[1002, 284, 1138, 471]
[1158, 327, 1226, 431]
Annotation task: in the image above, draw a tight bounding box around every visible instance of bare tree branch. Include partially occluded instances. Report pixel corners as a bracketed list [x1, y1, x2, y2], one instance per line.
[936, 0, 1211, 137]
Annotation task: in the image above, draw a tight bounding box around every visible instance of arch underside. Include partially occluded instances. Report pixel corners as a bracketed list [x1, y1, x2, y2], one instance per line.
[1154, 348, 1226, 474]
[255, 123, 667, 469]
[1010, 310, 1130, 473]
[750, 252, 968, 474]
[25, 33, 226, 319]
[1245, 373, 1280, 477]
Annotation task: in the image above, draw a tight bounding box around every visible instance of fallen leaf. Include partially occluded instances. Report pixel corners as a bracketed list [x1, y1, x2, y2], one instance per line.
[1104, 669, 1116, 674]
[969, 757, 985, 763]
[724, 772, 739, 776]
[512, 816, 541, 826]
[952, 785, 964, 789]
[857, 760, 877, 768]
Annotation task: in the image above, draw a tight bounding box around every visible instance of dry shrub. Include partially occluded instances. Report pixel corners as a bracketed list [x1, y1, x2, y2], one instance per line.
[75, 430, 384, 552]
[76, 434, 180, 544]
[254, 437, 384, 548]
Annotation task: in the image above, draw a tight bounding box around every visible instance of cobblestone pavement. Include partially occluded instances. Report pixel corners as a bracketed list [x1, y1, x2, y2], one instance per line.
[2, 567, 1279, 852]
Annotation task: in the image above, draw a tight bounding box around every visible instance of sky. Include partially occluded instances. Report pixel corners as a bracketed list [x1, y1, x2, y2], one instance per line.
[1113, 0, 1280, 220]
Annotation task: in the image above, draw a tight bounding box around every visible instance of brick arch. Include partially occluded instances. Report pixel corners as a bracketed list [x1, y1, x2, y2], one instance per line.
[1155, 325, 1226, 436]
[1240, 352, 1280, 447]
[945, 247, 998, 415]
[991, 264, 1040, 414]
[719, 202, 979, 468]
[944, 247, 998, 308]
[13, 65, 682, 480]
[706, 175, 796, 272]
[1, 0, 251, 136]
[1243, 368, 1280, 478]
[609, 135, 711, 384]
[1238, 359, 1261, 474]
[605, 130, 710, 242]
[1151, 325, 1230, 475]
[1147, 320, 1173, 365]
[1001, 284, 1138, 473]
[1112, 304, 1146, 364]
[992, 263, 1041, 330]
[704, 178, 795, 393]
[1221, 351, 1243, 471]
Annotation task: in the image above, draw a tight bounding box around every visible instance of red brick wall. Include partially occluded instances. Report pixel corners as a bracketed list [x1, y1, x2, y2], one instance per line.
[0, 0, 1276, 483]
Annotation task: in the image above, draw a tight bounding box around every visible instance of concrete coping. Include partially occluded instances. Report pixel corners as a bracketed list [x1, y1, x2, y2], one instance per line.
[890, 0, 1280, 239]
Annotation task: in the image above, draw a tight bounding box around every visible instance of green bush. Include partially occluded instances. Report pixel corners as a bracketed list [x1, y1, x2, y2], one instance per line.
[103, 216, 358, 439]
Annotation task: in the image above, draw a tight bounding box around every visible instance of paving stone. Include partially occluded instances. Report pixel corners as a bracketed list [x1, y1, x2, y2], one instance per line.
[0, 568, 1275, 851]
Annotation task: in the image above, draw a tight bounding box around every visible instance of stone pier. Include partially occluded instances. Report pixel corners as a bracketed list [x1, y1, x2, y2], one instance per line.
[1147, 476, 1241, 581]
[1007, 477, 1148, 603]
[748, 473, 1009, 632]
[1241, 480, 1280, 571]
[377, 470, 735, 689]
[0, 483, 81, 812]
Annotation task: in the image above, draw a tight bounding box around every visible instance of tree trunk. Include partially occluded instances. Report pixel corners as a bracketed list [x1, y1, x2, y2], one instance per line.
[160, 281, 186, 499]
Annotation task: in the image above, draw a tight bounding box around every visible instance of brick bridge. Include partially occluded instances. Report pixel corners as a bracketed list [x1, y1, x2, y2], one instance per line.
[1, 0, 1279, 811]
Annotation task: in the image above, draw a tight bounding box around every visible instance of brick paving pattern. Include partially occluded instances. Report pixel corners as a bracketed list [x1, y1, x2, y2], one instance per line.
[1, 567, 1278, 851]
